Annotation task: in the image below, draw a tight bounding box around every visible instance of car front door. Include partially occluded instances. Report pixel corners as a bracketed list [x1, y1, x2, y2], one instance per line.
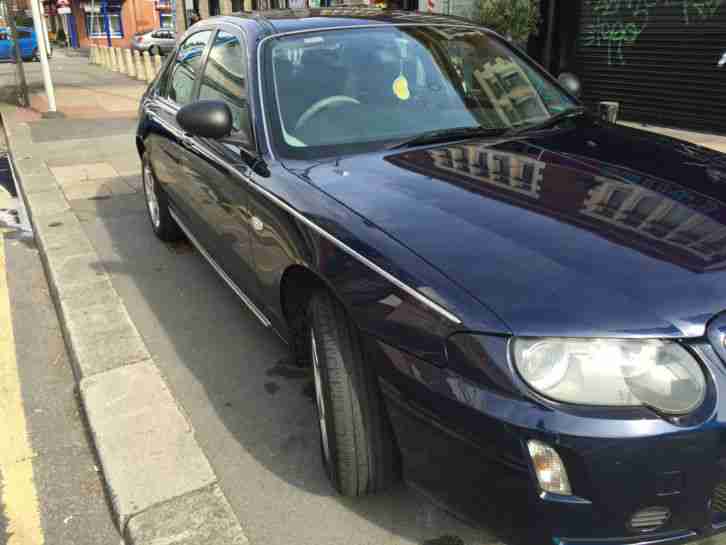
[187, 27, 265, 309]
[17, 30, 34, 58]
[160, 31, 176, 53]
[145, 29, 215, 245]
[0, 31, 10, 60]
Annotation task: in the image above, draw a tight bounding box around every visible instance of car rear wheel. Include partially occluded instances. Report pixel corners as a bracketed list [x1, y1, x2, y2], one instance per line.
[307, 290, 400, 496]
[149, 45, 160, 56]
[142, 153, 182, 242]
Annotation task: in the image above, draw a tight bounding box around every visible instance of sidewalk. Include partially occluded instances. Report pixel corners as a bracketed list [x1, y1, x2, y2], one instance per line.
[1, 54, 248, 545]
[620, 121, 726, 153]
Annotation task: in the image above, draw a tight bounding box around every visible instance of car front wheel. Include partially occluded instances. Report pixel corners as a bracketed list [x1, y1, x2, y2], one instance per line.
[142, 153, 182, 242]
[308, 290, 400, 496]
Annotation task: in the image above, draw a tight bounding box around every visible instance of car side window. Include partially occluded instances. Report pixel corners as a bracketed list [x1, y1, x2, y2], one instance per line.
[198, 30, 251, 143]
[166, 30, 212, 107]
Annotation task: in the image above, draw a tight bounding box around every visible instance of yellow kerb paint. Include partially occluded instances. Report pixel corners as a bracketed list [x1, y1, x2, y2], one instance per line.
[0, 231, 44, 545]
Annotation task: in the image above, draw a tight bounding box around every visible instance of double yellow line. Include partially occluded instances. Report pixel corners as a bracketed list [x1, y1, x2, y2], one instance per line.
[0, 229, 44, 545]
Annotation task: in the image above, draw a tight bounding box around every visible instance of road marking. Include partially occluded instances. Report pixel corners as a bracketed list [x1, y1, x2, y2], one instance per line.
[0, 230, 44, 545]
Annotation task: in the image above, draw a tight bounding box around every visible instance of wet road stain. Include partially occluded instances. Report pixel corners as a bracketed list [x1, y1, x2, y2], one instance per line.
[302, 381, 315, 400]
[267, 359, 309, 380]
[166, 240, 193, 254]
[264, 381, 280, 395]
[48, 222, 62, 227]
[422, 536, 464, 545]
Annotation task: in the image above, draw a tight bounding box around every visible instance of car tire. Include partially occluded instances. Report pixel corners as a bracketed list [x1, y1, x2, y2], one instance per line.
[32, 48, 38, 61]
[142, 153, 183, 242]
[149, 45, 159, 56]
[307, 290, 400, 496]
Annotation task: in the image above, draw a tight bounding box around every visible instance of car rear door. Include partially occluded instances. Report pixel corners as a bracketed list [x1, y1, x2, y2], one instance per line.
[183, 26, 266, 310]
[144, 29, 215, 244]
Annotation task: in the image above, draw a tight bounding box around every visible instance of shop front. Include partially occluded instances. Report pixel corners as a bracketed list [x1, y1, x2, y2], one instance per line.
[67, 0, 163, 48]
[573, 0, 726, 134]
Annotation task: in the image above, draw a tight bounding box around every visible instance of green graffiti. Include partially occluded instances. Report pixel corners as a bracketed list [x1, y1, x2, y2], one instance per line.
[583, 0, 724, 65]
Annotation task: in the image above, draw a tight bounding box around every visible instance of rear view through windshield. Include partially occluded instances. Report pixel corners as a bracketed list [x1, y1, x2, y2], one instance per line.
[266, 26, 576, 158]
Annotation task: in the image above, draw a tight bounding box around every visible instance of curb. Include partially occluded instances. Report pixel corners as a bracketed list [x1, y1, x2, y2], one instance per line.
[1, 107, 249, 545]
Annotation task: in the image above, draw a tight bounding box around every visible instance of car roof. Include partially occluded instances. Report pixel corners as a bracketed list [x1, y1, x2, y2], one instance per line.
[209, 7, 480, 36]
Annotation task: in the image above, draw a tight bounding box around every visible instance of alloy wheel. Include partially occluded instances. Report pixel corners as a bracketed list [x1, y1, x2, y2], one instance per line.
[310, 329, 331, 466]
[143, 164, 161, 228]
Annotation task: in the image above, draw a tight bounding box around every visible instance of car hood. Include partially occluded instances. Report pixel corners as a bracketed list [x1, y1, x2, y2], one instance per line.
[287, 120, 726, 338]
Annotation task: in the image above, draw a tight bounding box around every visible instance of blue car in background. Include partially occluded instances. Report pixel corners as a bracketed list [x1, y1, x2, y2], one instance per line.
[0, 26, 41, 61]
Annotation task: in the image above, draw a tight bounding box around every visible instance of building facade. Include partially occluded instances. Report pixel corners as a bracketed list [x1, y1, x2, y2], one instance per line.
[538, 0, 726, 135]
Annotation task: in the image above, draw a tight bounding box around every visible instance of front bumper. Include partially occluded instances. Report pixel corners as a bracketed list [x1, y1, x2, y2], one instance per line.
[369, 337, 726, 545]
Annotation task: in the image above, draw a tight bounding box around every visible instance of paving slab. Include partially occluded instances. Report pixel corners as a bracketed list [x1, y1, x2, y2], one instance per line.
[61, 178, 136, 201]
[80, 361, 217, 528]
[13, 172, 57, 195]
[125, 485, 248, 545]
[50, 162, 119, 185]
[25, 188, 70, 216]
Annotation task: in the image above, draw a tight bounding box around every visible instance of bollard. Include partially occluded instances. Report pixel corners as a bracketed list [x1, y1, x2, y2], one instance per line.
[104, 47, 111, 68]
[125, 49, 136, 78]
[99, 47, 105, 67]
[133, 50, 145, 81]
[142, 51, 154, 81]
[89, 45, 95, 63]
[109, 47, 117, 71]
[598, 101, 620, 123]
[152, 53, 162, 75]
[115, 48, 123, 72]
[118, 48, 127, 74]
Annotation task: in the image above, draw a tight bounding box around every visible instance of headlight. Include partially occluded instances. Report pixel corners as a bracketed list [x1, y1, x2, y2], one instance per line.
[512, 338, 706, 415]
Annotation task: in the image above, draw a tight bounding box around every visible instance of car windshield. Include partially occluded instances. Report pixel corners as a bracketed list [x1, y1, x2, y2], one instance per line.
[265, 25, 577, 159]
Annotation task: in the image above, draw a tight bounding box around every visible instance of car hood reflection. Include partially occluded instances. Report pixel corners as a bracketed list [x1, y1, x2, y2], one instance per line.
[290, 121, 726, 338]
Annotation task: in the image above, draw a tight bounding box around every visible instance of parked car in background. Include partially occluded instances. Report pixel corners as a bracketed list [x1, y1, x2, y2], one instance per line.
[131, 29, 176, 56]
[0, 26, 43, 61]
[138, 10, 726, 545]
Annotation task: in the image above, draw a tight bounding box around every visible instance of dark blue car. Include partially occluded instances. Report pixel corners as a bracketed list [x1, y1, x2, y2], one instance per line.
[0, 26, 40, 61]
[136, 9, 726, 545]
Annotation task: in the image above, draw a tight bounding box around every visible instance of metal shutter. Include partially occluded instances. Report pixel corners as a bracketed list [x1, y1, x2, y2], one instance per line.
[576, 1, 726, 134]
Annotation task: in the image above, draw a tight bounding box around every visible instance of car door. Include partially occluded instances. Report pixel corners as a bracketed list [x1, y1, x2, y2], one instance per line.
[188, 27, 264, 306]
[0, 31, 10, 60]
[160, 31, 176, 53]
[17, 30, 34, 58]
[145, 29, 215, 244]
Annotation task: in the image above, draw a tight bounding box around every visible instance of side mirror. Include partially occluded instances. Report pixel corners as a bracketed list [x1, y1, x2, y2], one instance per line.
[558, 72, 582, 98]
[176, 100, 232, 139]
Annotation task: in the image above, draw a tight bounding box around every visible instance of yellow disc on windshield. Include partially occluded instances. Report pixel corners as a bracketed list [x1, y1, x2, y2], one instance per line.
[392, 75, 410, 101]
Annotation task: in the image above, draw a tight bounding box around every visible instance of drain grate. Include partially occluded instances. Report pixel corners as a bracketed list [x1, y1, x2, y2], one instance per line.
[0, 154, 18, 198]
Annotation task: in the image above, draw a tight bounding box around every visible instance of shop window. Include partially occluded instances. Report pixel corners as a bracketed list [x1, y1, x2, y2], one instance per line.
[160, 12, 174, 28]
[86, 11, 123, 38]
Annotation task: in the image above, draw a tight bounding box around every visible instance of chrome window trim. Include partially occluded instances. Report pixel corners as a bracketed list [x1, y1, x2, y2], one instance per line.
[169, 207, 272, 327]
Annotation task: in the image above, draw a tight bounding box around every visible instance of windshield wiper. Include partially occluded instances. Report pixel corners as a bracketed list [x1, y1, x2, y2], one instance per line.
[386, 126, 510, 150]
[509, 107, 587, 136]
